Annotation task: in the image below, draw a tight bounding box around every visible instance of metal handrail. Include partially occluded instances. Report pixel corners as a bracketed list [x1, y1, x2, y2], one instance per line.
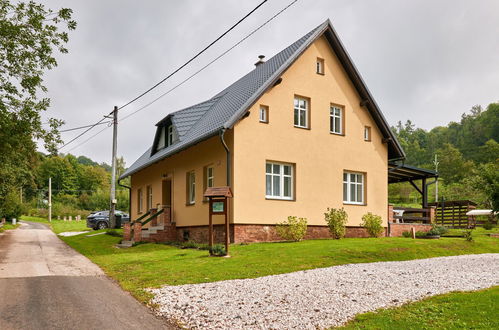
[141, 208, 164, 226]
[134, 210, 151, 223]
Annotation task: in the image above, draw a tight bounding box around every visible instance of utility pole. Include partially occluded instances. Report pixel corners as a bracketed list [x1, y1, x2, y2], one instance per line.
[109, 106, 118, 229]
[433, 154, 439, 202]
[48, 177, 52, 222]
[20, 187, 22, 204]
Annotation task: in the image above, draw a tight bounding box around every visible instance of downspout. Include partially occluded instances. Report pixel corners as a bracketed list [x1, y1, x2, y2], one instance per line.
[219, 128, 231, 186]
[118, 178, 131, 217]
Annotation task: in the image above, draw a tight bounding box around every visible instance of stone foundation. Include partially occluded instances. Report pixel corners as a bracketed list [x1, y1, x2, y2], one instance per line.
[176, 224, 383, 244]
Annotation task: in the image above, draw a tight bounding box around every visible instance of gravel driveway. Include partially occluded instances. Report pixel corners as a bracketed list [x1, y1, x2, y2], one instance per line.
[150, 253, 499, 329]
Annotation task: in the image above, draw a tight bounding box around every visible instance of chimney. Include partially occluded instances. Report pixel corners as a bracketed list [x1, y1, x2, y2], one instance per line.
[254, 55, 265, 67]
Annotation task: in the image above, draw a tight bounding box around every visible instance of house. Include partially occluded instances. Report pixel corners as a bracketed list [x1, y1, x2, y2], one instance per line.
[120, 19, 437, 243]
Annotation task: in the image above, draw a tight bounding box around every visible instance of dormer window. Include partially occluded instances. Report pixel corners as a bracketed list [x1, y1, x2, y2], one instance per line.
[157, 126, 166, 149]
[154, 123, 176, 153]
[167, 125, 174, 145]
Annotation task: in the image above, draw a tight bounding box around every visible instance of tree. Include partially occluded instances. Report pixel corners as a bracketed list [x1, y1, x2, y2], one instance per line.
[0, 1, 75, 218]
[436, 144, 472, 184]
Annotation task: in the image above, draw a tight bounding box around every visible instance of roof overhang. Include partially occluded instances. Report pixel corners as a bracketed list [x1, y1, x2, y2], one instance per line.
[388, 163, 438, 184]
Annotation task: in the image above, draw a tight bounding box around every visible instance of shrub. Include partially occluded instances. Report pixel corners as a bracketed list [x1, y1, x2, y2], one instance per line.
[463, 230, 474, 242]
[427, 225, 448, 236]
[361, 212, 384, 238]
[483, 221, 494, 230]
[324, 208, 348, 239]
[415, 231, 428, 238]
[209, 244, 227, 256]
[402, 231, 412, 238]
[276, 216, 308, 241]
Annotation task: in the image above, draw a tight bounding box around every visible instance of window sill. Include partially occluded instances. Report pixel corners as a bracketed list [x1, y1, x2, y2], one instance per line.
[316, 72, 325, 76]
[186, 202, 195, 207]
[330, 131, 345, 136]
[259, 120, 269, 124]
[343, 202, 366, 206]
[266, 197, 295, 201]
[294, 125, 310, 130]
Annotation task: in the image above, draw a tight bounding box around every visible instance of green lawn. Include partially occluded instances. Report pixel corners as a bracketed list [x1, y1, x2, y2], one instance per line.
[20, 215, 90, 234]
[339, 286, 499, 329]
[52, 229, 498, 303]
[0, 222, 20, 232]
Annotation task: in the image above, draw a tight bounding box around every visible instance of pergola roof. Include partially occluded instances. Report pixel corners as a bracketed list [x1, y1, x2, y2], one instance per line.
[388, 163, 438, 184]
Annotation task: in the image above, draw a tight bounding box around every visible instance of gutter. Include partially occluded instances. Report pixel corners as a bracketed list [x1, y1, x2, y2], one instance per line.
[219, 128, 231, 186]
[118, 178, 132, 215]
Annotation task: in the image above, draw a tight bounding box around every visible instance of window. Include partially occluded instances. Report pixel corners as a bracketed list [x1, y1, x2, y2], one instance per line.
[206, 167, 214, 188]
[146, 185, 153, 210]
[157, 126, 166, 149]
[316, 58, 324, 74]
[137, 188, 143, 213]
[364, 126, 371, 141]
[343, 172, 364, 204]
[266, 162, 293, 200]
[187, 171, 195, 205]
[167, 125, 174, 146]
[259, 105, 269, 123]
[330, 106, 343, 134]
[294, 97, 308, 128]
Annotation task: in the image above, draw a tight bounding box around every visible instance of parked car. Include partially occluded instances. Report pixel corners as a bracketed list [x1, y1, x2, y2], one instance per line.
[86, 210, 129, 230]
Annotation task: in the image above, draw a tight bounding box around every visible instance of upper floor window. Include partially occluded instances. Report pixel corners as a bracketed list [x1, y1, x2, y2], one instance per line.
[259, 105, 269, 123]
[266, 162, 293, 200]
[364, 126, 371, 141]
[330, 106, 343, 135]
[137, 188, 143, 213]
[343, 172, 364, 205]
[316, 58, 324, 75]
[156, 124, 175, 151]
[294, 97, 309, 128]
[157, 127, 166, 149]
[167, 125, 174, 145]
[187, 171, 195, 205]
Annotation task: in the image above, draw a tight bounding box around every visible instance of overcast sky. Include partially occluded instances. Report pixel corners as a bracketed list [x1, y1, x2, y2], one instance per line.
[39, 0, 499, 166]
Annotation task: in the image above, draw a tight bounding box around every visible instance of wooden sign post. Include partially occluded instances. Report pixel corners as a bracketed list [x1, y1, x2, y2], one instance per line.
[203, 186, 233, 256]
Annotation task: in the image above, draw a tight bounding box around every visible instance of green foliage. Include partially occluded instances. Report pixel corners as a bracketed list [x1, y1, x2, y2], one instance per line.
[463, 230, 474, 242]
[483, 221, 495, 230]
[0, 1, 75, 219]
[415, 231, 428, 238]
[361, 212, 384, 238]
[324, 207, 348, 239]
[0, 190, 25, 220]
[209, 244, 227, 256]
[427, 225, 449, 236]
[402, 231, 412, 238]
[276, 216, 308, 241]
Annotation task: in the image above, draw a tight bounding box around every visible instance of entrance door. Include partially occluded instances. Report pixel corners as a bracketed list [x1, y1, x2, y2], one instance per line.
[162, 180, 172, 222]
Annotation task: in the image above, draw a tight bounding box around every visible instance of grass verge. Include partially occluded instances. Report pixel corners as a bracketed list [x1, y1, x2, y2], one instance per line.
[55, 231, 498, 304]
[20, 215, 90, 234]
[0, 222, 21, 232]
[338, 286, 499, 329]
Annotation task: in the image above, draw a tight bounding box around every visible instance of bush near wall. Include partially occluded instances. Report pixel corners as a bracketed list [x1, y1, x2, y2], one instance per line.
[324, 207, 348, 239]
[361, 212, 384, 238]
[276, 216, 308, 242]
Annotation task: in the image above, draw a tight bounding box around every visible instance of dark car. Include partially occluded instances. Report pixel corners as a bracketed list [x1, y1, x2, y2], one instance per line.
[86, 210, 130, 230]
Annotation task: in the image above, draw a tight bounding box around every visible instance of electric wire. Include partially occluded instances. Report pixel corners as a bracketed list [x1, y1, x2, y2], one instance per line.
[59, 121, 111, 133]
[61, 0, 299, 152]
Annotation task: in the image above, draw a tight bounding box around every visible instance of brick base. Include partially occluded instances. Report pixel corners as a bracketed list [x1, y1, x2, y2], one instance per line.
[389, 223, 432, 237]
[176, 224, 383, 244]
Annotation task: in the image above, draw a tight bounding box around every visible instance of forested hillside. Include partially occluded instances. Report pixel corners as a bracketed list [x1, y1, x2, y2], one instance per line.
[390, 102, 499, 211]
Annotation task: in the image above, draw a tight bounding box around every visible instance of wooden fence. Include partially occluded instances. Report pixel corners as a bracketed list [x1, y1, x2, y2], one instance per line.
[428, 200, 476, 229]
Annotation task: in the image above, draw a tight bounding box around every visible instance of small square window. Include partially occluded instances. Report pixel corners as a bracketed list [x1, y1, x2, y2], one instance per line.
[316, 58, 324, 75]
[364, 126, 371, 141]
[259, 105, 269, 123]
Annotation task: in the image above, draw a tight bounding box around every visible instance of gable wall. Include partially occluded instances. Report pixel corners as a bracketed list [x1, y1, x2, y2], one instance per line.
[232, 35, 388, 227]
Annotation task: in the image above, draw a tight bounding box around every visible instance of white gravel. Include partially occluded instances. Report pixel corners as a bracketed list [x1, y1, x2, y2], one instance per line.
[150, 254, 499, 329]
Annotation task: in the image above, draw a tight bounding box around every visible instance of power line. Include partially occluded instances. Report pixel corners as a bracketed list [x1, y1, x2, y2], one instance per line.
[116, 0, 269, 111]
[58, 116, 110, 150]
[60, 121, 111, 133]
[61, 0, 299, 152]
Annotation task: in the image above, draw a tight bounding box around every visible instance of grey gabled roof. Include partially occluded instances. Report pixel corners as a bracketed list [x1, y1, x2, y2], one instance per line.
[121, 19, 404, 179]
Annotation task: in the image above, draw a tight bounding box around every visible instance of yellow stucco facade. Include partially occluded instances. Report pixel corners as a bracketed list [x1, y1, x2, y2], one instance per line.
[130, 35, 388, 229]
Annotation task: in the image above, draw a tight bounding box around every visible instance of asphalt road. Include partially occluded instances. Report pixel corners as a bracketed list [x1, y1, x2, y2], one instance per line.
[0, 221, 173, 330]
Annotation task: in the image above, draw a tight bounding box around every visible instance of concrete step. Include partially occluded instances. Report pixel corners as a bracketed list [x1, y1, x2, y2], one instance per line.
[116, 240, 133, 248]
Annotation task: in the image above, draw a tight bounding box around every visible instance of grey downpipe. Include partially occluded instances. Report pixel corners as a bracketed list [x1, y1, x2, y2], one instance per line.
[219, 128, 231, 186]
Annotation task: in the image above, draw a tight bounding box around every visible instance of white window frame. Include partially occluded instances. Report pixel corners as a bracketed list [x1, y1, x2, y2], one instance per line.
[147, 185, 153, 210]
[187, 171, 195, 204]
[330, 106, 343, 135]
[206, 166, 214, 188]
[138, 188, 143, 213]
[167, 125, 174, 146]
[157, 126, 166, 149]
[364, 126, 371, 141]
[294, 97, 308, 128]
[316, 58, 324, 74]
[259, 106, 268, 123]
[266, 162, 293, 200]
[343, 172, 365, 205]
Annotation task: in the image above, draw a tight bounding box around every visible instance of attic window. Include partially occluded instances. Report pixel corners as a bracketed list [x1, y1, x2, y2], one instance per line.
[156, 124, 176, 152]
[157, 126, 166, 149]
[259, 105, 269, 123]
[316, 58, 324, 75]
